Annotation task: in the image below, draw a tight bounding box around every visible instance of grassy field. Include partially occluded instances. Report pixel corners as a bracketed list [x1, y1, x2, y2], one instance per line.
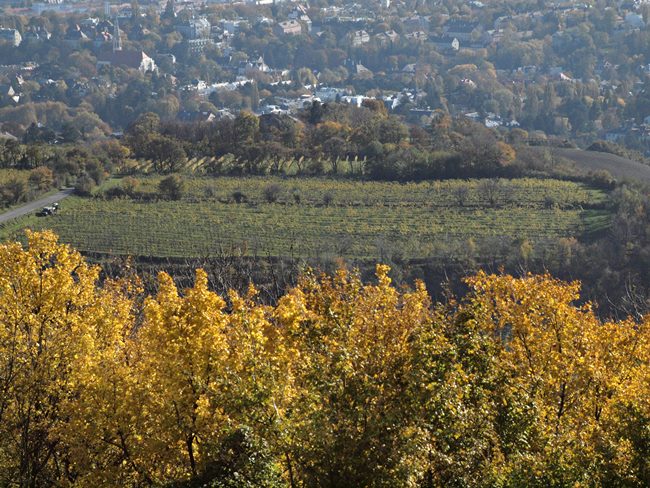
[0, 177, 612, 260]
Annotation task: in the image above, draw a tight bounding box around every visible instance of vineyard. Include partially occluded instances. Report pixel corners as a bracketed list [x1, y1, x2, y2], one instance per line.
[0, 176, 612, 260]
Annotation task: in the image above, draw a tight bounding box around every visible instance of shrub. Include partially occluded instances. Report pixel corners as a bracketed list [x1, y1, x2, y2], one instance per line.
[588, 170, 616, 189]
[121, 177, 140, 196]
[103, 186, 128, 199]
[292, 188, 302, 204]
[323, 191, 334, 206]
[263, 184, 282, 203]
[544, 195, 557, 209]
[231, 190, 247, 203]
[158, 174, 185, 201]
[74, 175, 96, 196]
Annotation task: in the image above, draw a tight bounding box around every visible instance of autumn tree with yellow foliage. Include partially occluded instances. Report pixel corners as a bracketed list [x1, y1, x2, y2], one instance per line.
[0, 231, 648, 487]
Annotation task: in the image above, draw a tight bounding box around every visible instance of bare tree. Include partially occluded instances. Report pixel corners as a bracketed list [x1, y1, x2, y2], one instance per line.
[454, 184, 470, 207]
[479, 179, 501, 207]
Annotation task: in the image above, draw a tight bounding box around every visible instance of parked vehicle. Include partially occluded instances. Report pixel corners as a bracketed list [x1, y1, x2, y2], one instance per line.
[37, 204, 58, 217]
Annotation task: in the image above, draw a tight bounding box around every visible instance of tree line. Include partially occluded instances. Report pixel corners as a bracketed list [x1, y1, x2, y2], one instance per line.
[0, 136, 130, 198]
[124, 103, 523, 181]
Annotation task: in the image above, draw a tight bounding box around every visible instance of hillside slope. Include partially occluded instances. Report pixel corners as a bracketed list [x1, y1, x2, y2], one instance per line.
[548, 148, 650, 183]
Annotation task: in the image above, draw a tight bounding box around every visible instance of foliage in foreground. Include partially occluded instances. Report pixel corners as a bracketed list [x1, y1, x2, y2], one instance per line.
[0, 231, 648, 487]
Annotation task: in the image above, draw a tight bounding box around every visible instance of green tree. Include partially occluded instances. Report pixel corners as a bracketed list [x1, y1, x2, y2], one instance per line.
[28, 166, 53, 191]
[158, 174, 185, 200]
[147, 135, 187, 173]
[233, 111, 259, 149]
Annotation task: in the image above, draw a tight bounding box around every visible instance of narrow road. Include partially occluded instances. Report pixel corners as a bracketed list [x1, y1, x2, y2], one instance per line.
[0, 188, 75, 225]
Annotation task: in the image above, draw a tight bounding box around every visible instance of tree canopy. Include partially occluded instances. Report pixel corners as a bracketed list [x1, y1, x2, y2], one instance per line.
[0, 231, 648, 487]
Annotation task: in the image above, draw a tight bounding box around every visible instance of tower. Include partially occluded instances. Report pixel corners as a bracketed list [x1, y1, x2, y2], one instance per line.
[113, 15, 122, 52]
[104, 1, 110, 17]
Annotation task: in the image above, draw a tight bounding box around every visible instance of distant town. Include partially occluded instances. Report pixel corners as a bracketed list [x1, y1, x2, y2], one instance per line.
[0, 0, 650, 153]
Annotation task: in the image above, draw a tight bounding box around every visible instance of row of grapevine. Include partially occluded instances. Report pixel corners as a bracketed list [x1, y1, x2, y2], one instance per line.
[127, 176, 608, 209]
[124, 155, 367, 177]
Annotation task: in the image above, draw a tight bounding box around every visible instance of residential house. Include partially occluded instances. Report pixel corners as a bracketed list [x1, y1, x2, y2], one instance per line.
[0, 85, 20, 104]
[430, 35, 459, 52]
[383, 95, 401, 111]
[214, 109, 235, 120]
[349, 30, 370, 47]
[174, 16, 212, 53]
[604, 129, 626, 142]
[178, 110, 216, 122]
[64, 25, 90, 48]
[238, 56, 269, 75]
[130, 24, 151, 41]
[288, 6, 312, 32]
[259, 105, 289, 115]
[460, 78, 477, 88]
[288, 5, 308, 17]
[157, 53, 177, 66]
[186, 38, 212, 53]
[315, 86, 346, 102]
[23, 27, 52, 43]
[275, 20, 302, 36]
[93, 30, 113, 48]
[79, 17, 99, 29]
[376, 30, 399, 45]
[552, 71, 575, 82]
[31, 0, 64, 15]
[69, 80, 90, 97]
[355, 64, 372, 76]
[97, 50, 157, 72]
[183, 79, 208, 92]
[23, 27, 51, 43]
[340, 95, 371, 107]
[96, 19, 114, 32]
[405, 31, 428, 42]
[221, 19, 247, 35]
[176, 17, 211, 39]
[0, 28, 22, 47]
[402, 63, 417, 74]
[256, 16, 274, 26]
[443, 19, 481, 42]
[116, 8, 134, 19]
[403, 15, 430, 33]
